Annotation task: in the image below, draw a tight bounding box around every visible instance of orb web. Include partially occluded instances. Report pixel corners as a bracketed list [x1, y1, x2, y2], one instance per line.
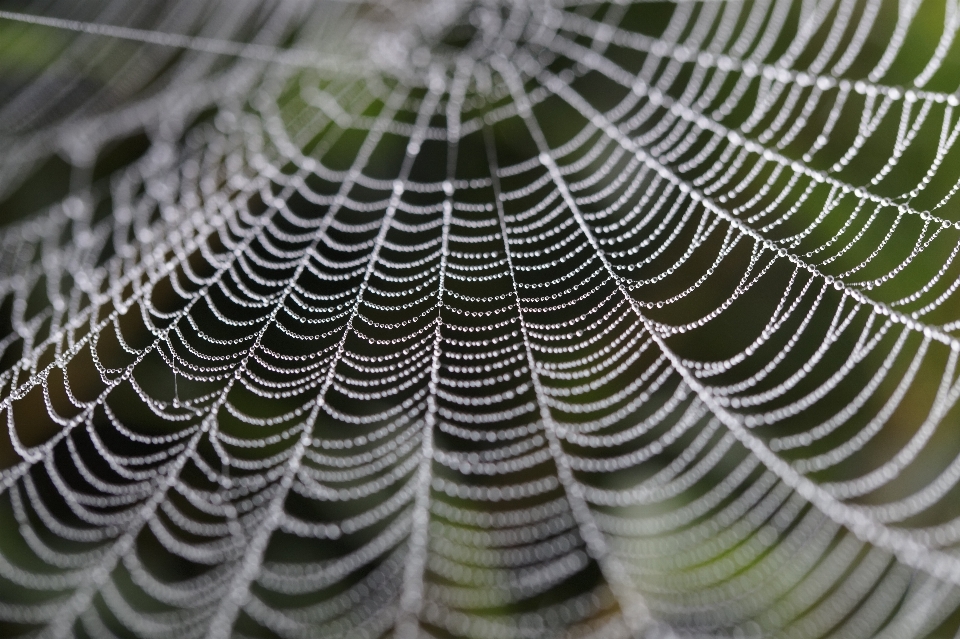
[2, 0, 960, 638]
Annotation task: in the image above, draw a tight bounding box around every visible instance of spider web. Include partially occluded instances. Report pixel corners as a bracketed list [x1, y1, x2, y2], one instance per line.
[2, 0, 960, 637]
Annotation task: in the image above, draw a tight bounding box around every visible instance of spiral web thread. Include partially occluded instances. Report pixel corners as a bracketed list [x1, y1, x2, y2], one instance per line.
[4, 0, 960, 637]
